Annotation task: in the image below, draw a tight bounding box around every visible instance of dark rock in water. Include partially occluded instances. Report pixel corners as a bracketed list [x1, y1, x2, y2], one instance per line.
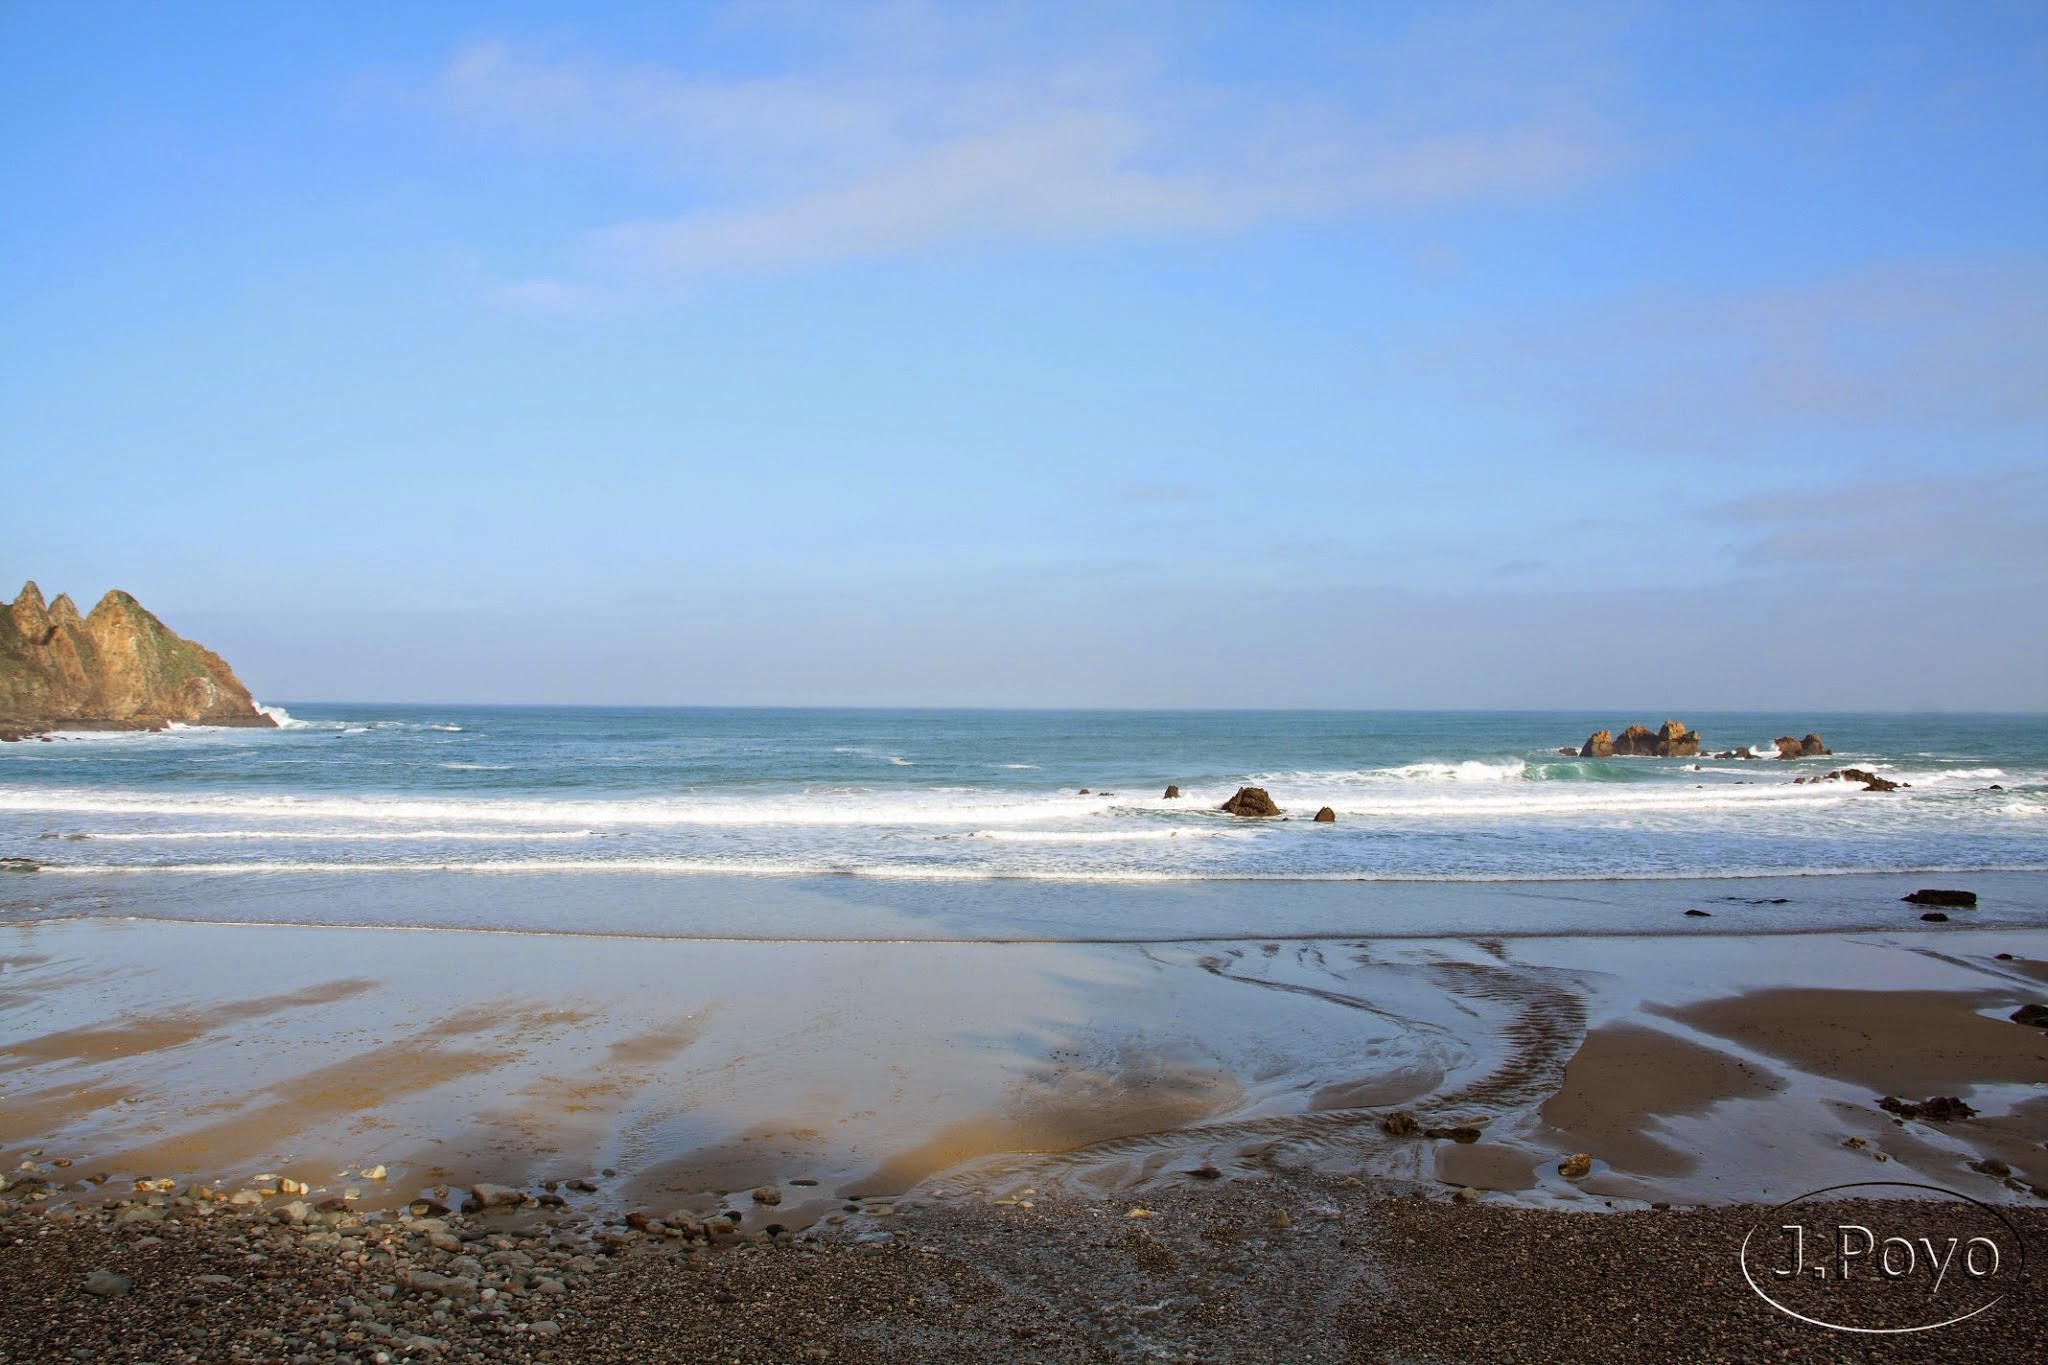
[1219, 787, 1281, 817]
[1988, 784, 2004, 791]
[1801, 733, 1829, 756]
[1078, 788, 1091, 795]
[1187, 1165, 1222, 1180]
[1995, 952, 2015, 961]
[2009, 1003, 2048, 1028]
[1823, 768, 1899, 792]
[1312, 806, 1336, 823]
[1877, 1095, 1975, 1122]
[1162, 785, 1181, 799]
[1584, 720, 1699, 758]
[0, 857, 38, 873]
[1904, 888, 1977, 907]
[1713, 747, 1755, 760]
[1921, 912, 1949, 922]
[1424, 1126, 1482, 1144]
[1773, 737, 1802, 759]
[1683, 908, 1710, 917]
[1613, 724, 1660, 756]
[1380, 1111, 1420, 1136]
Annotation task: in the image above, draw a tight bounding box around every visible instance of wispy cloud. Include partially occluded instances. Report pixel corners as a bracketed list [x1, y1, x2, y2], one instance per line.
[1714, 468, 2048, 579]
[435, 4, 1626, 289]
[1418, 260, 2048, 453]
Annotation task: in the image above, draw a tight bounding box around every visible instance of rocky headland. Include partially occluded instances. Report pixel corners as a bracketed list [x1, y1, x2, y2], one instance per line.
[0, 581, 273, 740]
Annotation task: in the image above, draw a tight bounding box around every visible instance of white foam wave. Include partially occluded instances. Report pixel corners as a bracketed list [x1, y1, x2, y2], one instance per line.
[33, 859, 2048, 883]
[999, 764, 1040, 770]
[254, 702, 301, 728]
[80, 829, 600, 841]
[440, 763, 513, 771]
[887, 756, 914, 766]
[429, 724, 464, 733]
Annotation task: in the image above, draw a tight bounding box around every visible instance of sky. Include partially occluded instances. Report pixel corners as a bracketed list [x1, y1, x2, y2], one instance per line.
[2, 0, 2044, 710]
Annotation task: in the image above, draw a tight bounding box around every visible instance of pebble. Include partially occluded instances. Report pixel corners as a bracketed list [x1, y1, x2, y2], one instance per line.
[82, 1269, 131, 1297]
[1558, 1154, 1593, 1179]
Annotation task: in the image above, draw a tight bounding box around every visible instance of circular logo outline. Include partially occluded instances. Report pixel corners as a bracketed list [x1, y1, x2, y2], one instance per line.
[1738, 1180, 2028, 1335]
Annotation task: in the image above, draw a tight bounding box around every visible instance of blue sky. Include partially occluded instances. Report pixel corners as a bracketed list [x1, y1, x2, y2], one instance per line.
[3, 1, 2044, 708]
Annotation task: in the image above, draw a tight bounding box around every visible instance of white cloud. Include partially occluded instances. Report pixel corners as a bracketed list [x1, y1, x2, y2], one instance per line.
[433, 5, 1625, 284]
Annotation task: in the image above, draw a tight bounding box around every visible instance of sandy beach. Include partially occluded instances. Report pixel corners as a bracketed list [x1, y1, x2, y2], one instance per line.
[4, 902, 2045, 1361]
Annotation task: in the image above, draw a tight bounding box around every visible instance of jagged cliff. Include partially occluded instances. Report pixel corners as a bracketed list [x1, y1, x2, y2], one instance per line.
[0, 582, 275, 739]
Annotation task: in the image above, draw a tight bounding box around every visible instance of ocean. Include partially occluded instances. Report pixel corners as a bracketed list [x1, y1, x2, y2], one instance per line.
[3, 706, 2044, 938]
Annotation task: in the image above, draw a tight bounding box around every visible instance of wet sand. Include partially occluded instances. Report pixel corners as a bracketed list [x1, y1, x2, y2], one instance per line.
[3, 918, 2044, 1219]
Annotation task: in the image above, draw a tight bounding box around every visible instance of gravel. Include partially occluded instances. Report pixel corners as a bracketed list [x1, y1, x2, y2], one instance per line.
[3, 1173, 2043, 1363]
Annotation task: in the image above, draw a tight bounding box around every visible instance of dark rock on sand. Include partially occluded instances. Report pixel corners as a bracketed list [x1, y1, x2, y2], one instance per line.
[2009, 1004, 2048, 1028]
[1877, 1094, 1976, 1122]
[1381, 1111, 1420, 1136]
[1905, 888, 1977, 907]
[1220, 787, 1281, 817]
[1557, 1153, 1592, 1178]
[1313, 806, 1336, 823]
[1424, 1126, 1482, 1144]
[1683, 908, 1710, 917]
[1162, 785, 1181, 799]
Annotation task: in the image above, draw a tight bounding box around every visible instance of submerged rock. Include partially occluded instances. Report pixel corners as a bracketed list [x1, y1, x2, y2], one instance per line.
[1162, 785, 1181, 799]
[1219, 787, 1281, 817]
[1904, 888, 1976, 907]
[1312, 806, 1336, 823]
[1557, 1153, 1592, 1179]
[1824, 768, 1900, 792]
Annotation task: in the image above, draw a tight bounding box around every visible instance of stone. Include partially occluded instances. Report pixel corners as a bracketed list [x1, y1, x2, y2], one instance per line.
[1683, 908, 1710, 917]
[1558, 1153, 1592, 1179]
[1800, 733, 1829, 756]
[1163, 785, 1181, 799]
[530, 1321, 561, 1338]
[1903, 888, 1977, 908]
[1823, 768, 1899, 792]
[82, 1269, 131, 1297]
[1424, 1126, 1482, 1144]
[1380, 1111, 1420, 1136]
[1877, 1095, 1976, 1122]
[470, 1183, 526, 1209]
[1921, 912, 1949, 922]
[1773, 737, 1803, 760]
[1584, 721, 1698, 758]
[2009, 1004, 2048, 1028]
[1219, 786, 1281, 817]
[750, 1186, 782, 1205]
[362, 1165, 387, 1181]
[1312, 806, 1336, 823]
[1453, 1186, 1482, 1204]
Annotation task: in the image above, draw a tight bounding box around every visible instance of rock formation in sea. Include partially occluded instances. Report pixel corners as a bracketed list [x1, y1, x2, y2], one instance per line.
[1219, 787, 1281, 817]
[1579, 720, 1700, 758]
[1312, 806, 1336, 823]
[0, 581, 274, 739]
[1773, 734, 1830, 759]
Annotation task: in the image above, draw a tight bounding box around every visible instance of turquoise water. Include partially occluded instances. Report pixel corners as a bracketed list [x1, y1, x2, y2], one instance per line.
[1, 707, 2041, 883]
